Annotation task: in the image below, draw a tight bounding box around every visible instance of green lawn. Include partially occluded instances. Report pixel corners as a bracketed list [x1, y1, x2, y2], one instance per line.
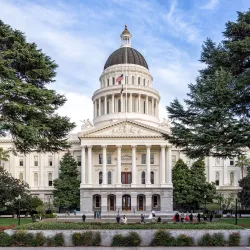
[218, 218, 250, 228]
[0, 218, 32, 226]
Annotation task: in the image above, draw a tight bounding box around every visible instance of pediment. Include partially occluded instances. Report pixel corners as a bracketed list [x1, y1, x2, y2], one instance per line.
[80, 121, 166, 138]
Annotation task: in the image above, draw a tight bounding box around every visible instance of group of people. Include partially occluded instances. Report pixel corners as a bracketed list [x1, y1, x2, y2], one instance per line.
[173, 212, 214, 222]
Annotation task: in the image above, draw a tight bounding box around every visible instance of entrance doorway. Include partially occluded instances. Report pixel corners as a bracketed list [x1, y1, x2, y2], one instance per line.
[122, 195, 131, 210]
[108, 195, 116, 211]
[137, 195, 145, 211]
[121, 172, 132, 184]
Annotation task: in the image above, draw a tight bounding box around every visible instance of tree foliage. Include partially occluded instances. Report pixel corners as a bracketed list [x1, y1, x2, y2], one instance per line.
[53, 152, 80, 208]
[0, 20, 75, 153]
[167, 10, 250, 158]
[238, 167, 250, 209]
[172, 158, 216, 209]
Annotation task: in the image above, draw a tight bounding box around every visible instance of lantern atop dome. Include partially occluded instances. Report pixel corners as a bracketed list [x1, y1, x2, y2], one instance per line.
[121, 25, 132, 47]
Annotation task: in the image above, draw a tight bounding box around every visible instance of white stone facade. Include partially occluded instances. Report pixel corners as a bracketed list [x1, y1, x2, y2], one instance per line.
[0, 26, 243, 212]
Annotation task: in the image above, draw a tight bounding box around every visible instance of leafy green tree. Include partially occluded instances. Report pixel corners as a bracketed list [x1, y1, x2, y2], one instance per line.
[0, 166, 29, 207]
[0, 20, 75, 154]
[172, 159, 191, 209]
[53, 152, 80, 209]
[0, 147, 9, 162]
[235, 155, 250, 179]
[238, 167, 250, 209]
[189, 159, 216, 209]
[167, 10, 250, 158]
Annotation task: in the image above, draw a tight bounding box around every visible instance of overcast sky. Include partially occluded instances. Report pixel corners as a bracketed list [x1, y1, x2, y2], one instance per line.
[0, 0, 249, 132]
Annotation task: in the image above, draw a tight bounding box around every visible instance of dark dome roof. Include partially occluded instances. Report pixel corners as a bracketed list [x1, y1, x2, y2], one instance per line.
[104, 47, 148, 70]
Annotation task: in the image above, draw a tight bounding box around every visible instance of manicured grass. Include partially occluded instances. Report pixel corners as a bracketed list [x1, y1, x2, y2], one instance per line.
[0, 218, 32, 226]
[15, 221, 244, 230]
[218, 218, 250, 228]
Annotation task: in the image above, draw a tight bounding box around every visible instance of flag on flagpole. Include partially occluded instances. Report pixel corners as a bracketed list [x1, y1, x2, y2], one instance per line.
[116, 74, 124, 82]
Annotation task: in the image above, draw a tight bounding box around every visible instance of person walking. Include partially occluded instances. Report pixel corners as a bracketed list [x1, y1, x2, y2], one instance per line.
[189, 213, 193, 222]
[197, 213, 201, 222]
[73, 209, 76, 216]
[82, 214, 86, 223]
[157, 216, 162, 222]
[180, 212, 185, 223]
[209, 213, 213, 222]
[116, 214, 120, 223]
[141, 214, 145, 223]
[121, 215, 127, 224]
[148, 211, 153, 222]
[175, 213, 180, 222]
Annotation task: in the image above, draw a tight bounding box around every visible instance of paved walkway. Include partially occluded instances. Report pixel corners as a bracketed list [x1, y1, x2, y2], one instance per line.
[1, 247, 249, 250]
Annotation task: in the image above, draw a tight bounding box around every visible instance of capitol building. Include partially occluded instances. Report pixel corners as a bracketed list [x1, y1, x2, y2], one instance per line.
[1, 26, 241, 213]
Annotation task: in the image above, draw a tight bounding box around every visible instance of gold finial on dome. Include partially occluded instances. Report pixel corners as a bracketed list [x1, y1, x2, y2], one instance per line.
[121, 25, 132, 47]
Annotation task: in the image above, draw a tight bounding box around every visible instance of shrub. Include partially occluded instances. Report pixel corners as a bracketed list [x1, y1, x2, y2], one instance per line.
[72, 232, 92, 246]
[111, 232, 141, 247]
[175, 234, 194, 246]
[32, 232, 46, 246]
[0, 232, 12, 247]
[111, 234, 124, 246]
[198, 232, 226, 246]
[150, 230, 175, 246]
[46, 233, 64, 247]
[12, 231, 34, 246]
[228, 232, 240, 246]
[92, 232, 101, 246]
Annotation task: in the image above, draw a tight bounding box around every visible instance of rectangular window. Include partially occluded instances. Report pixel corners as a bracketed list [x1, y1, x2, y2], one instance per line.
[112, 77, 115, 85]
[34, 156, 38, 166]
[107, 79, 109, 86]
[107, 154, 112, 164]
[141, 154, 146, 164]
[215, 180, 219, 186]
[230, 160, 234, 166]
[99, 154, 103, 164]
[96, 196, 100, 208]
[19, 158, 24, 167]
[150, 153, 154, 164]
[77, 156, 81, 166]
[48, 156, 53, 166]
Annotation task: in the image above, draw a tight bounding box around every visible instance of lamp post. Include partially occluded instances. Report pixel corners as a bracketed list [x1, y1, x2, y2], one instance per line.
[16, 195, 21, 226]
[204, 195, 207, 214]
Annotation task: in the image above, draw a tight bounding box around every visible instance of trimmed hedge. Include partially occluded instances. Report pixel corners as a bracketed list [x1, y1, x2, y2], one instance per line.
[111, 232, 141, 246]
[0, 232, 12, 246]
[198, 232, 226, 246]
[47, 233, 64, 247]
[14, 221, 244, 230]
[72, 231, 101, 246]
[175, 234, 194, 246]
[228, 232, 240, 246]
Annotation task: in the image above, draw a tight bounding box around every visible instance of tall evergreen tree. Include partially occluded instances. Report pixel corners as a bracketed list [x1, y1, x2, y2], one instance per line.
[53, 152, 80, 209]
[167, 10, 250, 158]
[238, 167, 250, 209]
[0, 20, 75, 153]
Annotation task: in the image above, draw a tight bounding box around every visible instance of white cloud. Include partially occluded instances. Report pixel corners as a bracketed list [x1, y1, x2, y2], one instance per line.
[201, 0, 220, 10]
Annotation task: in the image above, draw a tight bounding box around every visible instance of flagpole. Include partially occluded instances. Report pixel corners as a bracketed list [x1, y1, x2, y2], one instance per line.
[125, 45, 128, 119]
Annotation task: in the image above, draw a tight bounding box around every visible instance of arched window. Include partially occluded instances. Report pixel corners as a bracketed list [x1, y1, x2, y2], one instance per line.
[99, 171, 103, 184]
[215, 172, 219, 186]
[34, 173, 38, 187]
[132, 76, 135, 84]
[108, 171, 112, 184]
[48, 173, 53, 186]
[138, 77, 141, 85]
[143, 78, 146, 86]
[230, 172, 234, 186]
[143, 101, 146, 114]
[118, 99, 121, 112]
[150, 171, 154, 184]
[141, 171, 145, 184]
[19, 172, 23, 181]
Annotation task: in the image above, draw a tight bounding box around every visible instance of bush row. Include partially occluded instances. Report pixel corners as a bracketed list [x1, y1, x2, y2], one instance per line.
[15, 221, 244, 230]
[1, 230, 249, 247]
[0, 231, 64, 247]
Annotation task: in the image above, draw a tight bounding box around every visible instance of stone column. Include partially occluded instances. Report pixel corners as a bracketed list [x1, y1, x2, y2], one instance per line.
[151, 98, 154, 115]
[116, 192, 122, 213]
[146, 192, 152, 211]
[98, 98, 101, 116]
[129, 93, 133, 112]
[81, 146, 86, 185]
[131, 145, 137, 187]
[138, 94, 141, 113]
[146, 95, 148, 114]
[88, 146, 92, 185]
[223, 159, 228, 185]
[166, 146, 172, 184]
[161, 145, 166, 185]
[208, 157, 213, 182]
[121, 94, 123, 112]
[112, 94, 115, 113]
[102, 145, 107, 186]
[146, 145, 151, 185]
[116, 145, 122, 186]
[104, 96, 107, 115]
[131, 192, 137, 211]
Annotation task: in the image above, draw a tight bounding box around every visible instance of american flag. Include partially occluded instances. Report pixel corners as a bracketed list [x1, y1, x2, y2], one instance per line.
[116, 74, 124, 82]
